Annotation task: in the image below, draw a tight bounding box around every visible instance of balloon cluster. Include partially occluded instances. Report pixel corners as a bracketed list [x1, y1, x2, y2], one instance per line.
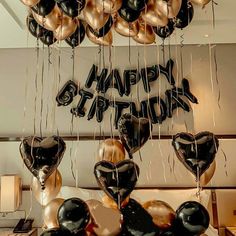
[21, 0, 212, 46]
[39, 127, 211, 235]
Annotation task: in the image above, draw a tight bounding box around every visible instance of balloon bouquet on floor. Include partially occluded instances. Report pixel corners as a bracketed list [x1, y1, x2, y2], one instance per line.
[21, 0, 212, 47]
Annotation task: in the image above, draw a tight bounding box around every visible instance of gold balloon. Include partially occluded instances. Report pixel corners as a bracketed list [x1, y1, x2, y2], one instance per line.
[199, 160, 216, 186]
[54, 15, 77, 40]
[96, 0, 122, 14]
[84, 0, 110, 30]
[113, 14, 138, 37]
[102, 195, 129, 209]
[143, 200, 176, 229]
[141, 1, 168, 27]
[97, 139, 125, 163]
[154, 0, 182, 18]
[21, 0, 40, 7]
[133, 20, 155, 44]
[86, 199, 121, 236]
[191, 0, 211, 7]
[43, 198, 64, 229]
[32, 169, 62, 206]
[86, 26, 113, 46]
[32, 5, 62, 31]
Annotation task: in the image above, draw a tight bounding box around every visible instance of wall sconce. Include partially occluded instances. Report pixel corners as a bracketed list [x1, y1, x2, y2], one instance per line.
[0, 175, 22, 213]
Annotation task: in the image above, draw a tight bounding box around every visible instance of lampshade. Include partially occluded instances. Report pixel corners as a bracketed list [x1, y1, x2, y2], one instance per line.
[0, 175, 21, 212]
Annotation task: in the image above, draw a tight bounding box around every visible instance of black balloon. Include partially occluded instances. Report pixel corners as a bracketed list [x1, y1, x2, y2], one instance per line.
[65, 23, 85, 48]
[118, 113, 152, 157]
[40, 30, 56, 46]
[94, 160, 139, 205]
[31, 0, 55, 17]
[160, 230, 176, 236]
[88, 16, 113, 38]
[20, 136, 66, 189]
[175, 0, 194, 29]
[153, 20, 175, 39]
[118, 5, 141, 22]
[56, 80, 78, 106]
[27, 15, 45, 38]
[57, 0, 85, 18]
[58, 198, 90, 234]
[40, 228, 72, 236]
[175, 201, 210, 236]
[172, 132, 219, 178]
[121, 198, 159, 236]
[127, 0, 148, 11]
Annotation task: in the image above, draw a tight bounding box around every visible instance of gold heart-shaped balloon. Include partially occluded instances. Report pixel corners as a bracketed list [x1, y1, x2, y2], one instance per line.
[154, 0, 182, 18]
[113, 13, 139, 37]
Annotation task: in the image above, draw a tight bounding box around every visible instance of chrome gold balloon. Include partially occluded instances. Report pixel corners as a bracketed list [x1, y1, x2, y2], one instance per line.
[32, 5, 62, 31]
[21, 0, 40, 7]
[191, 0, 211, 7]
[54, 15, 77, 40]
[86, 26, 113, 46]
[154, 0, 182, 18]
[113, 14, 138, 37]
[141, 0, 168, 27]
[199, 160, 216, 186]
[43, 198, 64, 229]
[133, 20, 155, 44]
[143, 200, 176, 229]
[84, 0, 110, 30]
[32, 169, 62, 206]
[97, 138, 125, 163]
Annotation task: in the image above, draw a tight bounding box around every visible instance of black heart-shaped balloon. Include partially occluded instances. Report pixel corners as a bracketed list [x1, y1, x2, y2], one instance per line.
[153, 20, 175, 39]
[58, 198, 90, 234]
[20, 136, 66, 188]
[58, 0, 85, 18]
[31, 0, 55, 17]
[40, 30, 56, 46]
[175, 201, 209, 236]
[118, 113, 152, 158]
[27, 15, 45, 38]
[121, 198, 159, 236]
[172, 131, 219, 178]
[94, 160, 139, 204]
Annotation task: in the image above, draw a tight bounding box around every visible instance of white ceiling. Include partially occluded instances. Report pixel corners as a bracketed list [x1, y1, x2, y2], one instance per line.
[0, 0, 235, 48]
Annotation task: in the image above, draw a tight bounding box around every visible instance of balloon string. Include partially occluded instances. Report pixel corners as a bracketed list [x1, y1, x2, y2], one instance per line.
[22, 24, 30, 139]
[34, 41, 40, 136]
[221, 148, 228, 177]
[208, 43, 216, 127]
[213, 47, 221, 109]
[180, 31, 184, 80]
[40, 44, 45, 138]
[26, 178, 33, 221]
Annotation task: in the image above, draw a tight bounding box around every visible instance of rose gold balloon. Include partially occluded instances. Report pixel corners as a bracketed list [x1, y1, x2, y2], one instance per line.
[43, 198, 64, 229]
[199, 160, 216, 186]
[154, 0, 182, 18]
[143, 200, 176, 229]
[32, 169, 62, 206]
[54, 15, 77, 40]
[113, 14, 138, 37]
[133, 20, 155, 44]
[84, 0, 110, 30]
[86, 199, 121, 236]
[191, 0, 211, 7]
[96, 0, 122, 14]
[102, 195, 129, 209]
[97, 139, 125, 163]
[86, 26, 113, 46]
[142, 1, 168, 27]
[21, 0, 40, 7]
[32, 5, 62, 31]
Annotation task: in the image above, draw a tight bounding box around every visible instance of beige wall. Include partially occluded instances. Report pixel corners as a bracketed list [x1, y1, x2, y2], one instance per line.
[0, 44, 236, 137]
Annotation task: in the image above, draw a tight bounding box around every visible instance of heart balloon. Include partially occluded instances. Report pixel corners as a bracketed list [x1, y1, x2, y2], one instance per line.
[58, 198, 90, 234]
[118, 113, 152, 157]
[20, 136, 66, 189]
[31, 0, 55, 17]
[153, 20, 175, 39]
[127, 0, 148, 11]
[118, 4, 141, 23]
[121, 198, 159, 236]
[94, 160, 139, 205]
[172, 131, 219, 178]
[175, 201, 210, 236]
[40, 29, 57, 45]
[27, 14, 45, 38]
[57, 0, 85, 18]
